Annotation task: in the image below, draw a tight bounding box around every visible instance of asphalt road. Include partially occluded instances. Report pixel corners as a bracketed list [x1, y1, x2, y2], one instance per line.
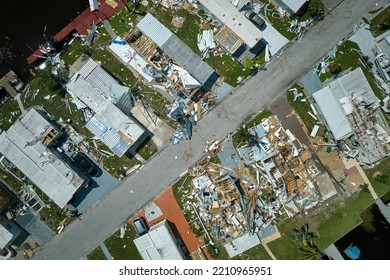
[34, 0, 385, 259]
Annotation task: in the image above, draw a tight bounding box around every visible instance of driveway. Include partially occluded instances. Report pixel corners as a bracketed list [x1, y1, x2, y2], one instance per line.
[33, 0, 387, 259]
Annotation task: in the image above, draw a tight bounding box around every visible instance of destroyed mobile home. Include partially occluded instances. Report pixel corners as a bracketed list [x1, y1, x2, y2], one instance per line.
[181, 115, 334, 244]
[310, 68, 390, 165]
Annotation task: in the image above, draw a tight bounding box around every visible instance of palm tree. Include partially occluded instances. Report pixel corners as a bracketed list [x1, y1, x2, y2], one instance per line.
[293, 224, 322, 260]
[235, 125, 251, 148]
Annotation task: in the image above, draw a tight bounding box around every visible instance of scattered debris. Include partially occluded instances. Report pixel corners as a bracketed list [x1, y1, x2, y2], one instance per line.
[171, 16, 185, 28]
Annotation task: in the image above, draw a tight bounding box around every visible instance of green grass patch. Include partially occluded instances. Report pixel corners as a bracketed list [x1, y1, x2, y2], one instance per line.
[61, 39, 85, 65]
[246, 109, 273, 129]
[364, 156, 390, 198]
[109, 6, 146, 36]
[268, 190, 374, 259]
[135, 136, 158, 161]
[149, 6, 201, 55]
[0, 99, 20, 131]
[370, 6, 390, 37]
[87, 246, 106, 260]
[104, 226, 141, 260]
[172, 173, 194, 210]
[232, 244, 272, 260]
[91, 48, 138, 86]
[260, 0, 296, 40]
[95, 26, 113, 45]
[320, 41, 383, 99]
[266, 14, 295, 41]
[381, 190, 390, 204]
[206, 54, 250, 87]
[287, 85, 317, 132]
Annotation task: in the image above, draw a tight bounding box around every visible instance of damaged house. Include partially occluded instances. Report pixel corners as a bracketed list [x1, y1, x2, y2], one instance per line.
[132, 13, 219, 99]
[197, 0, 289, 63]
[0, 108, 89, 208]
[312, 67, 390, 165]
[66, 58, 146, 157]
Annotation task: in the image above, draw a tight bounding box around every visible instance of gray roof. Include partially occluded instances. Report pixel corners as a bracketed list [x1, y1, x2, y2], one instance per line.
[78, 58, 130, 102]
[276, 0, 308, 13]
[0, 109, 86, 208]
[85, 115, 131, 157]
[15, 211, 55, 246]
[327, 68, 379, 106]
[0, 224, 13, 249]
[313, 86, 353, 140]
[162, 36, 215, 85]
[137, 13, 215, 85]
[136, 13, 172, 46]
[66, 62, 145, 156]
[313, 68, 379, 141]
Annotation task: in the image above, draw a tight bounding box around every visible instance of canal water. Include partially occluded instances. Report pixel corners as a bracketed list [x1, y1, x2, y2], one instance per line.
[334, 203, 390, 260]
[0, 0, 89, 80]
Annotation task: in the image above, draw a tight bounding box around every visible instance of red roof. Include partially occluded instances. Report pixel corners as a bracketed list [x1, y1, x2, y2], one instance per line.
[28, 0, 124, 64]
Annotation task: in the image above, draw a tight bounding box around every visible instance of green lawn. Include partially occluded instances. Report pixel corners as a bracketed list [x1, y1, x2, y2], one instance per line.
[287, 85, 317, 132]
[246, 109, 273, 129]
[91, 48, 138, 86]
[87, 246, 106, 260]
[370, 6, 390, 37]
[104, 226, 142, 260]
[268, 190, 374, 259]
[206, 54, 250, 87]
[0, 99, 20, 131]
[61, 39, 85, 65]
[172, 173, 194, 210]
[149, 5, 201, 55]
[95, 26, 113, 45]
[381, 190, 390, 204]
[233, 244, 272, 260]
[108, 6, 147, 36]
[135, 136, 158, 161]
[260, 0, 296, 41]
[364, 157, 390, 198]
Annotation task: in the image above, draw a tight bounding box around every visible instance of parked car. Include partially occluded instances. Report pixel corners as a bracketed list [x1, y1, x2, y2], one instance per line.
[133, 217, 148, 236]
[244, 11, 266, 30]
[0, 247, 16, 260]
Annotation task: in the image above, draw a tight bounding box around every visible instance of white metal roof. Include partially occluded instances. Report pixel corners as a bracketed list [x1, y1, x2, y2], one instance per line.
[313, 86, 353, 140]
[137, 13, 172, 47]
[198, 0, 288, 54]
[133, 220, 184, 260]
[277, 0, 308, 14]
[0, 224, 13, 250]
[0, 109, 85, 208]
[109, 37, 154, 82]
[89, 0, 99, 11]
[66, 75, 144, 156]
[137, 14, 216, 85]
[199, 0, 262, 48]
[78, 58, 130, 101]
[328, 68, 379, 106]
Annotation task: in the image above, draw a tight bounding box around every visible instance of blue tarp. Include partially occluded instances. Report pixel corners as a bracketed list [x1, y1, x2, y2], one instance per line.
[344, 245, 361, 260]
[111, 40, 126, 45]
